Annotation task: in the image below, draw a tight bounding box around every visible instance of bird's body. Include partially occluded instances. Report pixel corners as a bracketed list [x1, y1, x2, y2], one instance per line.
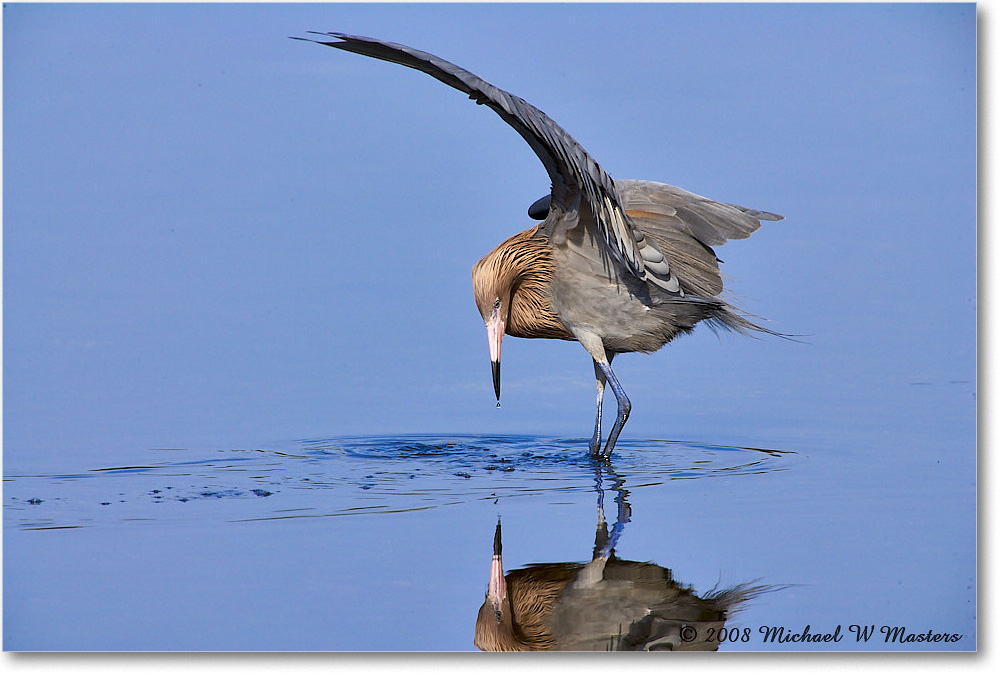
[297, 33, 783, 456]
[474, 520, 768, 651]
[475, 559, 737, 651]
[474, 180, 752, 353]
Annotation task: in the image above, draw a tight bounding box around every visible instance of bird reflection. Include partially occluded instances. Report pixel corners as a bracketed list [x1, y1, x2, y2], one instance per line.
[475, 462, 773, 651]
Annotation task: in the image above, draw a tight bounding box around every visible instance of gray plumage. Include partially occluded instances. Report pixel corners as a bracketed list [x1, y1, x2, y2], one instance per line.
[297, 33, 783, 457]
[475, 520, 773, 651]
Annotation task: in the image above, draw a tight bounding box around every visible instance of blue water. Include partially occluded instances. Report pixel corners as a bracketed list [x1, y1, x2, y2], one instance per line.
[3, 428, 975, 651]
[4, 437, 788, 530]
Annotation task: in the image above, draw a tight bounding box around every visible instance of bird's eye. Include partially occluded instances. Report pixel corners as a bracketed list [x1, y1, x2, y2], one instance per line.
[494, 609, 502, 623]
[493, 298, 501, 310]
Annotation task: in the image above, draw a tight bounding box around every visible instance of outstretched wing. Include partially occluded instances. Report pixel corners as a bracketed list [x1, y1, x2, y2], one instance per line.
[617, 180, 783, 246]
[616, 179, 784, 297]
[295, 32, 683, 294]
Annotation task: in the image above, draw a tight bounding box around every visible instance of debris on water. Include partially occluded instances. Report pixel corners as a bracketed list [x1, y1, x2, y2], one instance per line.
[4, 436, 795, 534]
[200, 489, 242, 499]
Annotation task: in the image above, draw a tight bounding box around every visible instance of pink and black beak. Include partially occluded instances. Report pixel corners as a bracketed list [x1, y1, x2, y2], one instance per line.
[486, 305, 504, 405]
[488, 519, 506, 622]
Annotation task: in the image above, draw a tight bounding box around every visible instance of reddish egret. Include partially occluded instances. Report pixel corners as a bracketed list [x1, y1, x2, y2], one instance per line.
[475, 520, 769, 651]
[296, 33, 782, 457]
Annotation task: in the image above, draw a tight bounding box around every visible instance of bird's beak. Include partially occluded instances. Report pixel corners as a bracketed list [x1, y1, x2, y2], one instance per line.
[486, 310, 504, 404]
[488, 519, 505, 622]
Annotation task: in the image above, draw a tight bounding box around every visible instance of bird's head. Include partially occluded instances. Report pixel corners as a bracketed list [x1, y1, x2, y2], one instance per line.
[472, 258, 513, 405]
[474, 519, 509, 650]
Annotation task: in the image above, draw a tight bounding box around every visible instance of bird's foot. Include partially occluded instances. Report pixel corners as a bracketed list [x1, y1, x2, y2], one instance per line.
[599, 433, 621, 460]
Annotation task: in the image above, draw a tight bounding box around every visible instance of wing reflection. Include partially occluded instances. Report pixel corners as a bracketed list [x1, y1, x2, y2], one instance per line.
[475, 462, 777, 651]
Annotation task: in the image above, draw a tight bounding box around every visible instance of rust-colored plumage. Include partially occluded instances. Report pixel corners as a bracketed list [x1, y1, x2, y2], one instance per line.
[300, 33, 784, 456]
[472, 226, 573, 342]
[474, 521, 771, 651]
[475, 562, 582, 651]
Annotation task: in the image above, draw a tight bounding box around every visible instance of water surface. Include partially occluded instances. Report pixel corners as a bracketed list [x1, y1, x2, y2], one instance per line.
[3, 433, 974, 651]
[5, 436, 790, 530]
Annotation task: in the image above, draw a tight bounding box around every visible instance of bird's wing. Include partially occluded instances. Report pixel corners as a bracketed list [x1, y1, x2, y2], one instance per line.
[616, 179, 784, 247]
[616, 179, 784, 298]
[296, 32, 683, 294]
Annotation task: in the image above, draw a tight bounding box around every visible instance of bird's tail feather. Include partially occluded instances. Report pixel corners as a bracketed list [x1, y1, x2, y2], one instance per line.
[689, 295, 802, 342]
[703, 580, 791, 616]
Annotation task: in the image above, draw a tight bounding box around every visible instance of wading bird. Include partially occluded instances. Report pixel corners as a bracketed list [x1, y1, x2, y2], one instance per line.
[475, 519, 770, 651]
[295, 33, 782, 457]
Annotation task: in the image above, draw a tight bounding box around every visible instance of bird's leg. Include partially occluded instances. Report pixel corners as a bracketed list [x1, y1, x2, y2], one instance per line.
[589, 352, 616, 456]
[595, 358, 630, 458]
[592, 462, 609, 558]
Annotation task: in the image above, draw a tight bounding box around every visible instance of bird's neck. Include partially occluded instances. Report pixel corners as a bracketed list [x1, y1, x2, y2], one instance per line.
[501, 228, 573, 341]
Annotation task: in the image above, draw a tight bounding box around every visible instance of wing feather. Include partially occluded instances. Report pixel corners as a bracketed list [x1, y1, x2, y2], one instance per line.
[618, 179, 784, 297]
[617, 180, 783, 247]
[296, 32, 682, 293]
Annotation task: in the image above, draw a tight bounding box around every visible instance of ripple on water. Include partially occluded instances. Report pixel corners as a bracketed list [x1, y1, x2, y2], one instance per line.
[3, 435, 794, 530]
